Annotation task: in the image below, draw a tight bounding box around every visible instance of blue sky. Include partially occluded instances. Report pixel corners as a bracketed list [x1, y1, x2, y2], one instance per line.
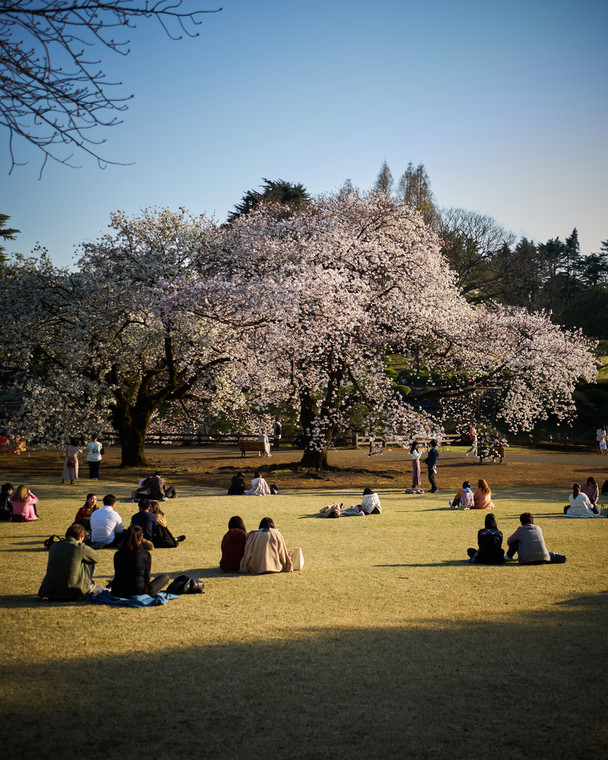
[2, 0, 607, 266]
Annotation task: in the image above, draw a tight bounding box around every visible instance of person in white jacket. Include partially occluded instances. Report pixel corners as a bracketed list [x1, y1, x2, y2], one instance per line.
[565, 483, 598, 517]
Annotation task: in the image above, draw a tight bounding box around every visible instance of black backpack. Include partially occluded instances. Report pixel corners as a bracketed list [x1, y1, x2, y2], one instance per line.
[166, 574, 205, 595]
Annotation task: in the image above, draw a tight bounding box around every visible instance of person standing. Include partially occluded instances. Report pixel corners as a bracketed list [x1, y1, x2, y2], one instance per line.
[425, 439, 439, 493]
[465, 424, 478, 457]
[85, 433, 103, 480]
[596, 425, 607, 455]
[272, 418, 283, 450]
[61, 437, 82, 484]
[409, 441, 423, 490]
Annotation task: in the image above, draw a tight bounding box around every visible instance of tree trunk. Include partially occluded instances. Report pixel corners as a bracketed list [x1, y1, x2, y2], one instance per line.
[110, 399, 152, 468]
[300, 445, 329, 470]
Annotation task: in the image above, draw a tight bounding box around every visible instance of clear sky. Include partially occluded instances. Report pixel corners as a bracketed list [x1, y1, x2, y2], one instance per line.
[2, 0, 607, 267]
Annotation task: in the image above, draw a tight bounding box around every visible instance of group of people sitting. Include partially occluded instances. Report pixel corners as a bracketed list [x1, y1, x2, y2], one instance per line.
[227, 471, 278, 496]
[449, 479, 495, 510]
[220, 516, 299, 573]
[467, 512, 566, 564]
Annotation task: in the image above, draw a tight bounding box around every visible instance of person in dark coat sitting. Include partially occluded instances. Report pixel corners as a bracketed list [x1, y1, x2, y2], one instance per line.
[110, 526, 169, 598]
[130, 499, 158, 541]
[467, 513, 505, 564]
[227, 472, 246, 495]
[220, 516, 248, 571]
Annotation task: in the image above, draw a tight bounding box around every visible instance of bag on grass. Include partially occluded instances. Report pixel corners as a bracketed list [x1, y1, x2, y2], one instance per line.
[43, 535, 63, 550]
[152, 524, 178, 548]
[166, 574, 205, 595]
[291, 547, 304, 571]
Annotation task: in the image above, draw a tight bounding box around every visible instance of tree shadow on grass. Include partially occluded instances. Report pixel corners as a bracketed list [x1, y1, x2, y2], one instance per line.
[374, 561, 469, 568]
[1, 592, 606, 760]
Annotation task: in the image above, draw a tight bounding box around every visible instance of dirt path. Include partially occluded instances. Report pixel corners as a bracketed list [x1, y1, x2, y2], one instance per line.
[2, 444, 607, 492]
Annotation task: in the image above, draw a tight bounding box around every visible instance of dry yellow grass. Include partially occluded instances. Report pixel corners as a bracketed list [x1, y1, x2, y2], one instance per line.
[1, 464, 607, 759]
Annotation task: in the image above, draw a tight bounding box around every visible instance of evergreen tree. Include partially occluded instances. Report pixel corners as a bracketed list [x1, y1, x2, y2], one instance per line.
[227, 179, 310, 224]
[373, 161, 394, 195]
[0, 214, 19, 270]
[396, 163, 439, 227]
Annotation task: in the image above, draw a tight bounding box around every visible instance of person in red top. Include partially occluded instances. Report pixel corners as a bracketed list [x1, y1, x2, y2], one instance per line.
[220, 516, 248, 572]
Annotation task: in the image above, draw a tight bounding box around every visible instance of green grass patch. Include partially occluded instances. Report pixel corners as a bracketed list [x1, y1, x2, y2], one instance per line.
[1, 477, 607, 759]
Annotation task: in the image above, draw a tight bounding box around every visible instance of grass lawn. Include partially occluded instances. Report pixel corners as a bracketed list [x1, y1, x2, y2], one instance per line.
[1, 476, 607, 759]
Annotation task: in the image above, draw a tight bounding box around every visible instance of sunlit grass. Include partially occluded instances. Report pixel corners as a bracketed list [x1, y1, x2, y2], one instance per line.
[1, 477, 607, 759]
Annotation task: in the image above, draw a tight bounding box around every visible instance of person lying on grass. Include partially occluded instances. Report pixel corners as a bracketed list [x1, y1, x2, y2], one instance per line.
[38, 523, 101, 600]
[505, 513, 566, 564]
[467, 513, 505, 564]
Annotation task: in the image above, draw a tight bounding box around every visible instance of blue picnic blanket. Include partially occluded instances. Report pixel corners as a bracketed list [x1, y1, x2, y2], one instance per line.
[87, 590, 179, 607]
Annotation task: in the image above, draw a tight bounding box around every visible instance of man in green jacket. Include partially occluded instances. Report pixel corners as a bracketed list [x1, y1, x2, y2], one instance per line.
[38, 523, 101, 600]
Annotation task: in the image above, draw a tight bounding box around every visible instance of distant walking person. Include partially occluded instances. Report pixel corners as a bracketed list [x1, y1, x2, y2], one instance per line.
[425, 439, 439, 493]
[596, 425, 607, 455]
[85, 433, 103, 480]
[272, 418, 283, 450]
[465, 425, 478, 457]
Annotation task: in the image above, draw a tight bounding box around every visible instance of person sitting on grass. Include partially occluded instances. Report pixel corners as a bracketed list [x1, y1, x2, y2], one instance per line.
[0, 482, 14, 520]
[579, 478, 599, 513]
[449, 481, 474, 509]
[10, 485, 39, 521]
[74, 493, 98, 532]
[467, 513, 505, 564]
[38, 523, 102, 600]
[472, 478, 495, 510]
[109, 525, 170, 598]
[90, 494, 124, 548]
[505, 513, 566, 564]
[341, 487, 382, 516]
[564, 483, 598, 517]
[220, 516, 248, 572]
[240, 517, 293, 574]
[227, 472, 246, 495]
[149, 500, 185, 547]
[245, 471, 271, 495]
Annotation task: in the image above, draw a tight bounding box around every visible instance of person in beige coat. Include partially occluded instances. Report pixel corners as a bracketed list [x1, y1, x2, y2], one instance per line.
[240, 517, 293, 574]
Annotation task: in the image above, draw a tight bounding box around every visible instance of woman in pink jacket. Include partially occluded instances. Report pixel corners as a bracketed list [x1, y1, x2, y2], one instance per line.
[10, 484, 39, 521]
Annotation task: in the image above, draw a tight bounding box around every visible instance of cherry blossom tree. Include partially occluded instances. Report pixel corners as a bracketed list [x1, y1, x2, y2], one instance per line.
[0, 207, 261, 466]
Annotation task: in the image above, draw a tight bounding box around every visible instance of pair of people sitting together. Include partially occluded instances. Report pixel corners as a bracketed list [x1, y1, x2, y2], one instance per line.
[227, 471, 278, 496]
[467, 512, 566, 564]
[220, 516, 301, 573]
[449, 479, 495, 510]
[319, 488, 382, 518]
[133, 472, 176, 502]
[39, 520, 174, 601]
[564, 481, 602, 517]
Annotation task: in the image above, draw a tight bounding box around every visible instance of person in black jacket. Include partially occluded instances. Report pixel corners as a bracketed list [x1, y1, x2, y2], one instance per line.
[227, 472, 246, 495]
[110, 526, 169, 598]
[467, 513, 506, 564]
[425, 439, 439, 493]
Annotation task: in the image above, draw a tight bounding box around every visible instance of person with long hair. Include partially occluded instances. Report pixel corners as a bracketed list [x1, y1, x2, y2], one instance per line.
[110, 525, 170, 598]
[564, 483, 597, 517]
[472, 479, 495, 509]
[467, 513, 505, 564]
[409, 441, 423, 490]
[240, 517, 293, 574]
[245, 471, 271, 495]
[10, 485, 39, 521]
[227, 472, 246, 495]
[579, 478, 599, 513]
[62, 437, 82, 484]
[74, 493, 98, 531]
[149, 500, 185, 547]
[220, 516, 248, 571]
